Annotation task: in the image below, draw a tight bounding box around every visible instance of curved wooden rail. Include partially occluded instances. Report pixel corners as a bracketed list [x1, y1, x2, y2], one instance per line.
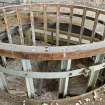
[0, 3, 105, 99]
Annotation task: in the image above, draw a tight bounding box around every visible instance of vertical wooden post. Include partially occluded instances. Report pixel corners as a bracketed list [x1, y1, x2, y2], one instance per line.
[16, 7, 24, 45]
[59, 60, 67, 96]
[0, 71, 8, 92]
[21, 59, 35, 98]
[2, 8, 12, 44]
[79, 8, 86, 44]
[63, 60, 71, 96]
[67, 6, 73, 45]
[88, 54, 104, 89]
[90, 11, 99, 43]
[30, 5, 36, 45]
[43, 5, 48, 43]
[56, 5, 60, 46]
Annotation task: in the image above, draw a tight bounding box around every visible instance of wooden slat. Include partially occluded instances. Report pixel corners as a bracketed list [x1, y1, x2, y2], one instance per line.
[90, 11, 100, 43]
[56, 5, 60, 46]
[30, 5, 36, 45]
[16, 7, 24, 45]
[79, 8, 87, 44]
[21, 59, 35, 98]
[67, 6, 73, 45]
[0, 72, 8, 92]
[1, 62, 105, 79]
[59, 60, 67, 95]
[43, 5, 48, 43]
[64, 60, 71, 96]
[0, 41, 105, 60]
[2, 8, 12, 44]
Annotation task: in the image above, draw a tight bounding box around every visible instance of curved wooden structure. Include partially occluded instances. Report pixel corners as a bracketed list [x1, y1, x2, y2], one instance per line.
[0, 3, 105, 100]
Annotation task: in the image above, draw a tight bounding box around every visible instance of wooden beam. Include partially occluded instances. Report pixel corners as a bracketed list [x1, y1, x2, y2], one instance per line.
[16, 7, 24, 45]
[43, 5, 48, 43]
[67, 6, 73, 45]
[90, 11, 99, 43]
[56, 5, 60, 46]
[63, 60, 71, 96]
[2, 8, 12, 44]
[79, 8, 87, 44]
[29, 5, 36, 45]
[21, 59, 35, 98]
[0, 72, 8, 92]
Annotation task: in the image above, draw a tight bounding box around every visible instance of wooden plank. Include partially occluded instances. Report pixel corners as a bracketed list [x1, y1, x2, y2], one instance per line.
[2, 8, 12, 44]
[1, 41, 105, 60]
[88, 54, 104, 89]
[0, 72, 8, 92]
[0, 65, 84, 79]
[64, 60, 71, 96]
[21, 59, 35, 98]
[43, 5, 48, 43]
[90, 11, 99, 43]
[59, 60, 67, 95]
[16, 7, 24, 45]
[29, 5, 36, 45]
[79, 8, 87, 44]
[56, 5, 60, 46]
[67, 6, 73, 45]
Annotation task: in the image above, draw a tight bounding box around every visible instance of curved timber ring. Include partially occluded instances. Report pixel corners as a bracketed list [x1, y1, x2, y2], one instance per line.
[0, 3, 105, 103]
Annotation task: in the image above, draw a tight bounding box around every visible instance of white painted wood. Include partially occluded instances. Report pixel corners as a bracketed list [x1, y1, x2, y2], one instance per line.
[0, 72, 8, 91]
[30, 5, 36, 45]
[64, 60, 71, 96]
[21, 59, 35, 98]
[59, 60, 67, 94]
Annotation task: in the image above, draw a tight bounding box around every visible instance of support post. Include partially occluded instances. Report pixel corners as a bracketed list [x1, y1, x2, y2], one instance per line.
[59, 60, 71, 97]
[21, 59, 35, 98]
[67, 6, 73, 45]
[88, 54, 104, 89]
[0, 72, 8, 92]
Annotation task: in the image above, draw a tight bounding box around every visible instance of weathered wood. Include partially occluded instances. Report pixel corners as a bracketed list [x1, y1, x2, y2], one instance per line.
[43, 5, 48, 43]
[90, 11, 100, 43]
[79, 8, 87, 44]
[1, 62, 105, 79]
[2, 8, 12, 44]
[21, 59, 35, 98]
[64, 60, 71, 96]
[29, 5, 36, 45]
[59, 60, 67, 95]
[56, 5, 60, 46]
[16, 7, 24, 45]
[67, 6, 73, 45]
[0, 72, 8, 91]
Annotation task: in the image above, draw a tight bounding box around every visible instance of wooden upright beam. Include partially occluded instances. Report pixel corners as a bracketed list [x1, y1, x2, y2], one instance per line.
[67, 6, 73, 45]
[21, 59, 35, 98]
[90, 11, 99, 43]
[79, 8, 86, 44]
[2, 8, 12, 44]
[63, 60, 71, 96]
[16, 7, 24, 45]
[0, 72, 8, 92]
[30, 5, 36, 45]
[56, 5, 60, 46]
[43, 5, 48, 43]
